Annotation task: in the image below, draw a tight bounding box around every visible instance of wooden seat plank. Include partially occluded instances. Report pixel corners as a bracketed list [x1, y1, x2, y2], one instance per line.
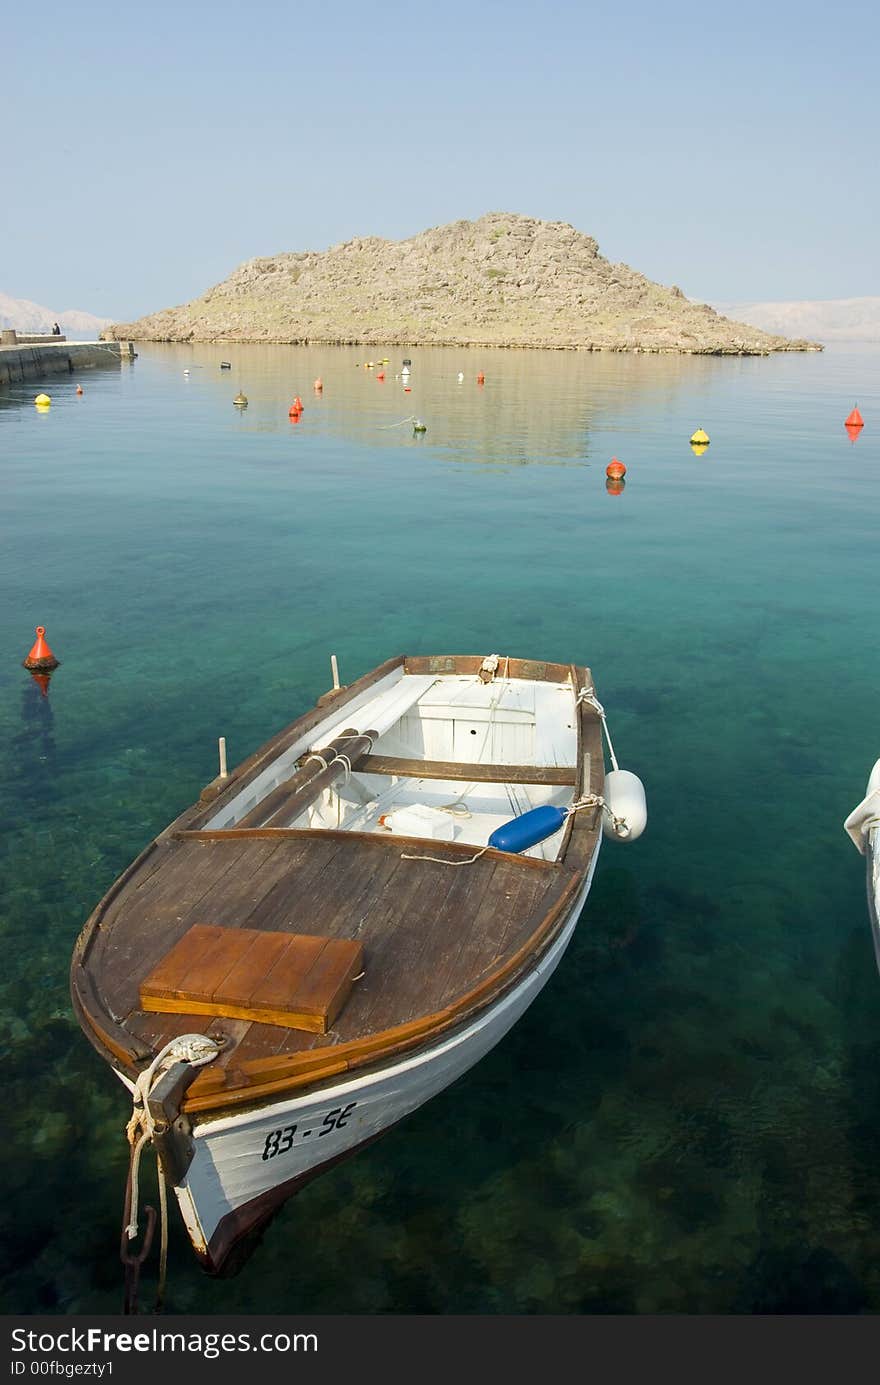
[140, 925, 362, 1034]
[139, 925, 229, 1002]
[254, 935, 329, 1010]
[287, 938, 364, 1022]
[213, 930, 295, 1008]
[357, 755, 576, 785]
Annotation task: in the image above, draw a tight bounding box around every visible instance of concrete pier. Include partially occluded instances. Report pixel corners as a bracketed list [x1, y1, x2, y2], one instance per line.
[0, 339, 134, 387]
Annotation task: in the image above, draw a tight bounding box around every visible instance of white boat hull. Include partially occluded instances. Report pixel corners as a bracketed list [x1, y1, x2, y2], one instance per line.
[171, 848, 600, 1269]
[868, 824, 880, 971]
[844, 759, 880, 975]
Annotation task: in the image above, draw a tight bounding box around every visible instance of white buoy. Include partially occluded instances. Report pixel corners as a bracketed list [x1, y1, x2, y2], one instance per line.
[218, 736, 228, 779]
[603, 769, 647, 841]
[457, 372, 464, 382]
[331, 653, 340, 690]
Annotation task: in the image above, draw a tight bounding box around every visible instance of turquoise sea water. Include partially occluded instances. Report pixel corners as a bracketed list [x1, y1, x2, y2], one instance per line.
[1, 341, 880, 1314]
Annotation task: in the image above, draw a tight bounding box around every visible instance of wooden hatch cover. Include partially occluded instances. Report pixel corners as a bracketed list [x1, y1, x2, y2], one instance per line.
[139, 924, 363, 1034]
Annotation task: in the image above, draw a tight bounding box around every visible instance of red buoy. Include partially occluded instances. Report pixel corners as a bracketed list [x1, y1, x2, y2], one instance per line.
[376, 371, 385, 381]
[845, 406, 864, 429]
[477, 372, 485, 385]
[23, 626, 60, 672]
[606, 458, 626, 479]
[313, 378, 323, 392]
[294, 396, 303, 411]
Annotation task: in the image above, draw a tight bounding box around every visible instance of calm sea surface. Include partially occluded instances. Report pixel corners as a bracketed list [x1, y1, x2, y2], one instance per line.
[2, 341, 879, 1314]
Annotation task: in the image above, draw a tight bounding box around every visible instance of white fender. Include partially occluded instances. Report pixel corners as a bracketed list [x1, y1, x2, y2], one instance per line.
[603, 769, 647, 842]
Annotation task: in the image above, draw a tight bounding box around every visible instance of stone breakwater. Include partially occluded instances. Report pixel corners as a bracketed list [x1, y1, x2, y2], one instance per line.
[0, 340, 134, 387]
[106, 212, 822, 356]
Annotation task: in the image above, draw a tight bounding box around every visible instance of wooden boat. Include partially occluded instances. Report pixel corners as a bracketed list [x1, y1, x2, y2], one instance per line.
[71, 653, 645, 1275]
[844, 758, 880, 972]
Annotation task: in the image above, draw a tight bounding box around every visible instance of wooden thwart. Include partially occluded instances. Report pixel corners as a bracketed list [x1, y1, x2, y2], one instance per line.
[357, 755, 576, 785]
[140, 924, 363, 1034]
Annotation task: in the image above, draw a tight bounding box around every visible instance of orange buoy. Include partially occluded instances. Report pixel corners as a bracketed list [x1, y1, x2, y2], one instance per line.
[76, 385, 83, 396]
[606, 458, 626, 479]
[313, 378, 323, 391]
[294, 396, 303, 411]
[23, 625, 60, 672]
[404, 386, 412, 393]
[477, 372, 485, 384]
[606, 477, 625, 496]
[376, 371, 385, 381]
[845, 405, 864, 429]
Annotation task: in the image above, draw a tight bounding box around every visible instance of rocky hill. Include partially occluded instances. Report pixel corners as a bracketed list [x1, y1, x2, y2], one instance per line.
[106, 213, 820, 354]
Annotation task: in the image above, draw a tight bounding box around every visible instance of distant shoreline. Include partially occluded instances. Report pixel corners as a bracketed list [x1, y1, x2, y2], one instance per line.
[104, 332, 821, 357]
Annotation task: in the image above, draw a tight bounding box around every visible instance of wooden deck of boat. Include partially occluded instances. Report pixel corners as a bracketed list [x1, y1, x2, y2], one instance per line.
[74, 827, 589, 1084]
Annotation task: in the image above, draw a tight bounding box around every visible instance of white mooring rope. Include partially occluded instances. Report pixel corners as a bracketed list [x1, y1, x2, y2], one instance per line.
[124, 1034, 221, 1303]
[576, 685, 620, 772]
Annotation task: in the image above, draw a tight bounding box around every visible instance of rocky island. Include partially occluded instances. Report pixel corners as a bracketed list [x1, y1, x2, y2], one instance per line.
[106, 213, 821, 355]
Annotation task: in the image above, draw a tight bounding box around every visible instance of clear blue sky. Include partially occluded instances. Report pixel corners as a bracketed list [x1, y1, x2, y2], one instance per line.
[5, 0, 878, 319]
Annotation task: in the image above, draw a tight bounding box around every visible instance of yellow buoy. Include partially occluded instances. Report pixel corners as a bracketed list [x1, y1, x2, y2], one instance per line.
[34, 393, 51, 406]
[690, 428, 710, 445]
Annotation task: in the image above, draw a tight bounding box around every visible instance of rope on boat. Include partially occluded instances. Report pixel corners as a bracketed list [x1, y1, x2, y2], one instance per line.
[567, 791, 629, 839]
[119, 1173, 155, 1316]
[121, 1033, 221, 1313]
[576, 685, 619, 772]
[400, 846, 491, 866]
